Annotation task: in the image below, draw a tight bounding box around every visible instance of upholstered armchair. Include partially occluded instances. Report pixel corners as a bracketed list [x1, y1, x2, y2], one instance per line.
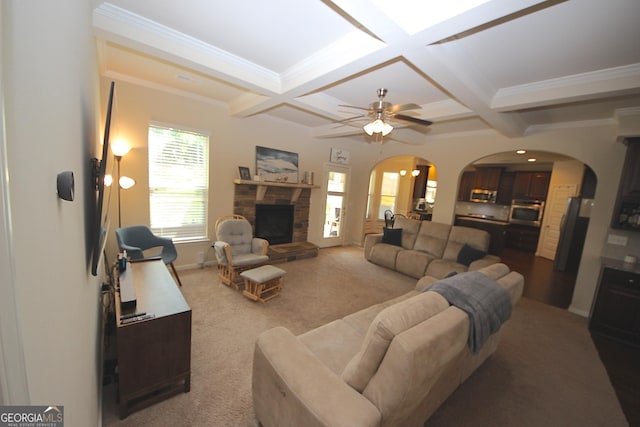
[115, 225, 183, 287]
[213, 215, 269, 287]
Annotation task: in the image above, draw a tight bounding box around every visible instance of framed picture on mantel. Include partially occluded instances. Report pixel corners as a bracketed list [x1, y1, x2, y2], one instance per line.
[238, 166, 251, 181]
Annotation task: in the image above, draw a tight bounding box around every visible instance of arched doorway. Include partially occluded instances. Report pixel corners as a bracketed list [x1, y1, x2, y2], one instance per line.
[455, 149, 597, 308]
[363, 155, 437, 235]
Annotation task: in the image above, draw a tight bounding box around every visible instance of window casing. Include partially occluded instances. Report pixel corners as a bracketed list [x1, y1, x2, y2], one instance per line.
[366, 171, 376, 219]
[148, 124, 209, 242]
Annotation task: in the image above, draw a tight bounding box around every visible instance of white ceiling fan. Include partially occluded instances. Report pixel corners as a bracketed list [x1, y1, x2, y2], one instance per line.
[339, 88, 433, 143]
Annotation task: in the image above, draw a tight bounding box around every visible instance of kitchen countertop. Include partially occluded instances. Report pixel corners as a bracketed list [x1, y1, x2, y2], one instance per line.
[601, 257, 640, 274]
[456, 214, 509, 226]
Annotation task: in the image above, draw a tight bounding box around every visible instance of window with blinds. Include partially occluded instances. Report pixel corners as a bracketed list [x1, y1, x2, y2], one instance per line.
[148, 124, 209, 242]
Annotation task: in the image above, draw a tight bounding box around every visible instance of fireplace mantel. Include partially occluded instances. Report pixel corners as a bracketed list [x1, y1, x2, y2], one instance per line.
[233, 179, 319, 202]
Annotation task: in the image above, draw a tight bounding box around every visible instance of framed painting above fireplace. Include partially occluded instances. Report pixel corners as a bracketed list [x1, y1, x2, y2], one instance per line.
[256, 146, 298, 183]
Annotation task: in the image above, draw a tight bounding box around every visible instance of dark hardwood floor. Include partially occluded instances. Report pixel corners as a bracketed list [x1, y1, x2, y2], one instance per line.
[499, 248, 640, 427]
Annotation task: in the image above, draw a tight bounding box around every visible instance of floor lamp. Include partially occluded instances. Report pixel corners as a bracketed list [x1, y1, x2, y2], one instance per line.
[111, 139, 135, 228]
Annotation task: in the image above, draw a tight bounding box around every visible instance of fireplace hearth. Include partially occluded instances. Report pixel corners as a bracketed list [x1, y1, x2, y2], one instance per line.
[255, 204, 294, 245]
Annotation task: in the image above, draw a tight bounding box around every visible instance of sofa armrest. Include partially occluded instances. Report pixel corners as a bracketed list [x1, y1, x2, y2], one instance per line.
[468, 254, 501, 271]
[363, 233, 383, 261]
[253, 327, 381, 427]
[415, 275, 438, 291]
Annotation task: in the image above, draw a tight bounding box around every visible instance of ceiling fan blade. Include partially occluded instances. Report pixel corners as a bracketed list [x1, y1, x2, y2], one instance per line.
[335, 114, 366, 123]
[338, 104, 370, 112]
[390, 103, 421, 113]
[393, 114, 433, 126]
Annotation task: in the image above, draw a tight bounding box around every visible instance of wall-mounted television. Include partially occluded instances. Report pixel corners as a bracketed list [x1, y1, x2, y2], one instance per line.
[91, 81, 115, 277]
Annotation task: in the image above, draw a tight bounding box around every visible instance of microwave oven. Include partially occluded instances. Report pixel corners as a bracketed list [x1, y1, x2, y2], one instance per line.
[470, 189, 497, 203]
[509, 199, 544, 227]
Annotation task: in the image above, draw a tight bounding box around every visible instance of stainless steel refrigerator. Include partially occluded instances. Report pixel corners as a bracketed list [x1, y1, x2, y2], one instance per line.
[554, 197, 593, 272]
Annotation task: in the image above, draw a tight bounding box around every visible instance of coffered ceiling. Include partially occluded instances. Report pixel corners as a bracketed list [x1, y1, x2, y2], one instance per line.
[93, 0, 640, 145]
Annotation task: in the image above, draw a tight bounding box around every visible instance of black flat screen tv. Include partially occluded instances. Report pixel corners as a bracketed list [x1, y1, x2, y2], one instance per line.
[91, 81, 115, 277]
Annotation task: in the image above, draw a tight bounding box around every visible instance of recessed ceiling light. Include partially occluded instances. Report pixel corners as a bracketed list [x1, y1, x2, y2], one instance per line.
[527, 158, 537, 162]
[516, 149, 526, 154]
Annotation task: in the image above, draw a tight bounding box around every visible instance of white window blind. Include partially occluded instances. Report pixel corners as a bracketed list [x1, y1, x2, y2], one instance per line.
[148, 125, 209, 242]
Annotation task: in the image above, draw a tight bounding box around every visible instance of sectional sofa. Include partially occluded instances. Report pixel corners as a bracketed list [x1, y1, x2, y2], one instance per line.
[364, 216, 501, 279]
[252, 263, 524, 427]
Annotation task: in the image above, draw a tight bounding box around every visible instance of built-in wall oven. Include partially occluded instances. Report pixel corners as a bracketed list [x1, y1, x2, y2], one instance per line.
[509, 199, 545, 227]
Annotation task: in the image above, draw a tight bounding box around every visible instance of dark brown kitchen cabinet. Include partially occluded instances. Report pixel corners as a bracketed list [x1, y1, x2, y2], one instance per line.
[512, 171, 550, 200]
[497, 172, 515, 205]
[412, 165, 430, 200]
[472, 167, 503, 191]
[590, 267, 640, 346]
[505, 224, 540, 252]
[458, 171, 475, 201]
[620, 140, 640, 199]
[612, 139, 640, 230]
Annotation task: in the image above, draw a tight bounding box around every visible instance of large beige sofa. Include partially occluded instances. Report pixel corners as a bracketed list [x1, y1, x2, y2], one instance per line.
[252, 263, 524, 427]
[364, 216, 500, 279]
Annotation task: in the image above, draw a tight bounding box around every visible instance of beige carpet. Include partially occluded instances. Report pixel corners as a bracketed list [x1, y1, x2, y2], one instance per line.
[102, 246, 628, 426]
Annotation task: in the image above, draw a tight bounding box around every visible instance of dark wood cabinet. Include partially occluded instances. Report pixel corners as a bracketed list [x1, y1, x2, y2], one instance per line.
[412, 165, 430, 200]
[512, 171, 550, 200]
[612, 139, 640, 231]
[115, 259, 192, 418]
[506, 224, 540, 252]
[472, 167, 503, 191]
[458, 171, 475, 201]
[590, 266, 640, 346]
[497, 172, 515, 205]
[620, 141, 640, 199]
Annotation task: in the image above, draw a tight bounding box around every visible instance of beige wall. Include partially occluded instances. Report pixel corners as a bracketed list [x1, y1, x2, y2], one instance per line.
[105, 78, 631, 318]
[2, 0, 101, 424]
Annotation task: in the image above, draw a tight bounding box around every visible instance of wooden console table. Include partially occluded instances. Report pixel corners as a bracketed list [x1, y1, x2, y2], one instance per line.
[115, 259, 192, 418]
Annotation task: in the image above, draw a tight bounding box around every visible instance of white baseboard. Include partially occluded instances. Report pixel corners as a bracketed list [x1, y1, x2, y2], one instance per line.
[568, 306, 589, 318]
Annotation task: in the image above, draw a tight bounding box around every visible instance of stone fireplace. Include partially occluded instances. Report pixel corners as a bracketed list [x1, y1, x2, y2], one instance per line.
[232, 181, 312, 244]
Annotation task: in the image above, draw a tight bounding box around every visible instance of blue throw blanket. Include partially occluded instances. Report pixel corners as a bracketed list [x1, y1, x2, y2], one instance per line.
[423, 272, 512, 354]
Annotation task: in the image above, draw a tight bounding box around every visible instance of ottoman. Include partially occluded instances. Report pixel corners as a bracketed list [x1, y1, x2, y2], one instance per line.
[240, 265, 286, 303]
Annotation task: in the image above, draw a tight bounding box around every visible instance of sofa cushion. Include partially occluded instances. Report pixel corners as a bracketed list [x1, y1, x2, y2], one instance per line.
[341, 291, 449, 392]
[457, 243, 487, 266]
[393, 216, 421, 249]
[298, 319, 365, 375]
[413, 221, 451, 257]
[369, 244, 403, 270]
[381, 227, 402, 246]
[396, 249, 435, 279]
[442, 226, 490, 261]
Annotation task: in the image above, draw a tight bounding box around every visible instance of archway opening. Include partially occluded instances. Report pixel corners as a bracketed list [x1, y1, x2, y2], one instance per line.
[455, 149, 597, 309]
[363, 155, 437, 235]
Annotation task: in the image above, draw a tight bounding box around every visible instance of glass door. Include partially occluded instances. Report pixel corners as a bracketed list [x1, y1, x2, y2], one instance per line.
[321, 164, 349, 246]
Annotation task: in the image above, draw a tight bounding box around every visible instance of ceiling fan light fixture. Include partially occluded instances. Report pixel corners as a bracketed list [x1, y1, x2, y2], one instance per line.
[363, 118, 393, 136]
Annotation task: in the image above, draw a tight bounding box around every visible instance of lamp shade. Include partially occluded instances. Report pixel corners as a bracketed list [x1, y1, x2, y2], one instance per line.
[119, 176, 136, 189]
[111, 139, 131, 157]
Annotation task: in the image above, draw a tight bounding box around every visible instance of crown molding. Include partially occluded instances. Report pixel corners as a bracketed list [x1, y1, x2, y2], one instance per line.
[94, 2, 281, 93]
[492, 63, 640, 111]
